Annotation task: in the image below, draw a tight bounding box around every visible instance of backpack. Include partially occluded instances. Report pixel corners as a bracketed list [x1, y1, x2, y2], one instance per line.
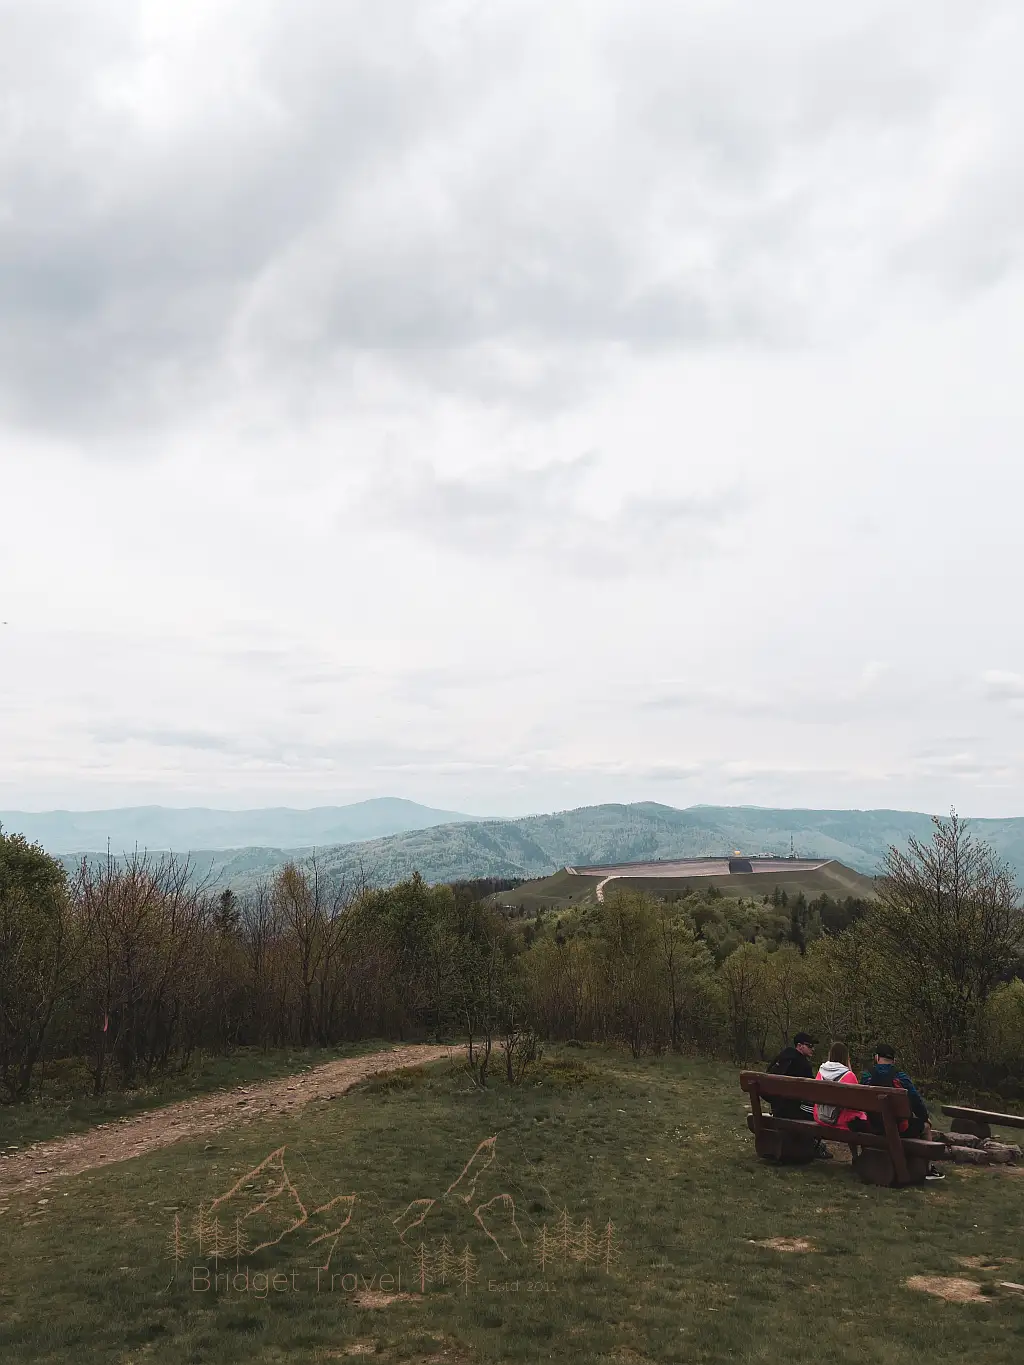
[816, 1068, 851, 1125]
[864, 1066, 906, 1135]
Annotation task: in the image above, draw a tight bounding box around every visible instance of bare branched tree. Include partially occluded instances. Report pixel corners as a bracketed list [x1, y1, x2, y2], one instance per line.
[875, 811, 1024, 1064]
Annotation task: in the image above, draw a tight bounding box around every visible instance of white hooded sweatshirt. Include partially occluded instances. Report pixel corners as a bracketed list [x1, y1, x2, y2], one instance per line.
[814, 1059, 859, 1127]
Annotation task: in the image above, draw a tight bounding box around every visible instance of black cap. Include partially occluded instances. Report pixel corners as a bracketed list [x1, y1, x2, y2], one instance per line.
[794, 1032, 816, 1047]
[875, 1043, 896, 1060]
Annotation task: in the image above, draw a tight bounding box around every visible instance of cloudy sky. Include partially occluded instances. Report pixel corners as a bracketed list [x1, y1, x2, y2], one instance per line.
[2, 0, 1023, 818]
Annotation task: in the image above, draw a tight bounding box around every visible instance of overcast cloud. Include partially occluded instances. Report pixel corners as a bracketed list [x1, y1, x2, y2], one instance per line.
[2, 0, 1024, 817]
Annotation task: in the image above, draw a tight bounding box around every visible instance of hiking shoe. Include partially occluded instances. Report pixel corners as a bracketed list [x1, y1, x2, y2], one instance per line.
[925, 1166, 945, 1181]
[814, 1141, 834, 1160]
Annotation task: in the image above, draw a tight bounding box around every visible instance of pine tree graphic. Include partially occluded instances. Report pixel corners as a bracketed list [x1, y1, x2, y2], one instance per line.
[554, 1208, 574, 1265]
[573, 1217, 600, 1266]
[457, 1244, 478, 1296]
[229, 1215, 252, 1270]
[164, 1214, 187, 1284]
[434, 1235, 457, 1287]
[536, 1224, 552, 1272]
[600, 1220, 620, 1274]
[209, 1216, 231, 1270]
[192, 1204, 212, 1256]
[412, 1241, 435, 1294]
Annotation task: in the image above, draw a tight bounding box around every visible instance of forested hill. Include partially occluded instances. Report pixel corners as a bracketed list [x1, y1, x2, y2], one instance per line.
[55, 802, 1024, 890]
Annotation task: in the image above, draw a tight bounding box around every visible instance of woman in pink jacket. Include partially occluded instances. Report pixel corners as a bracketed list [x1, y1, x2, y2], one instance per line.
[814, 1042, 868, 1130]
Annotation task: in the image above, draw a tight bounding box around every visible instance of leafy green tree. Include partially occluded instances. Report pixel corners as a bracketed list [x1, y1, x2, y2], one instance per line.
[873, 812, 1024, 1065]
[0, 829, 77, 1101]
[597, 889, 666, 1056]
[654, 899, 717, 1051]
[719, 942, 769, 1060]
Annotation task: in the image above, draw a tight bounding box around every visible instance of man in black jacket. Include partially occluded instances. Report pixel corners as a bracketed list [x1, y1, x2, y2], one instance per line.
[766, 1032, 832, 1158]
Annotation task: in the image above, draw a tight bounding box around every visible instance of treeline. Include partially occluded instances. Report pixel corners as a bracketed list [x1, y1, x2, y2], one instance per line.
[1, 814, 1023, 1102]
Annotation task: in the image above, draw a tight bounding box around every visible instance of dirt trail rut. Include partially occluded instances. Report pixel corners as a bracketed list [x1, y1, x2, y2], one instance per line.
[0, 1044, 452, 1199]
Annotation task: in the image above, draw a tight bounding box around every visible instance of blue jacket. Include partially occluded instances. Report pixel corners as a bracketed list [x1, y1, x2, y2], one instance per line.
[860, 1063, 929, 1121]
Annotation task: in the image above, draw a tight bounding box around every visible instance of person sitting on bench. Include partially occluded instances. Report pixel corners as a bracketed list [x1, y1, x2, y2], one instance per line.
[860, 1043, 944, 1181]
[813, 1042, 867, 1130]
[767, 1031, 831, 1159]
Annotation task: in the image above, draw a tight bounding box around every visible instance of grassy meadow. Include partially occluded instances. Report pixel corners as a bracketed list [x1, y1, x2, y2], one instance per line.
[0, 1048, 1022, 1364]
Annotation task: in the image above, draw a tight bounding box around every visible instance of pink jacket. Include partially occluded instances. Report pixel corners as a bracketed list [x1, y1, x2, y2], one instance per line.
[814, 1062, 868, 1130]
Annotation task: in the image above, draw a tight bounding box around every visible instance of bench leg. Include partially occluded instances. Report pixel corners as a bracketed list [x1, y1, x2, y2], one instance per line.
[853, 1149, 895, 1185]
[783, 1133, 818, 1164]
[755, 1130, 784, 1160]
[755, 1130, 816, 1164]
[853, 1150, 929, 1187]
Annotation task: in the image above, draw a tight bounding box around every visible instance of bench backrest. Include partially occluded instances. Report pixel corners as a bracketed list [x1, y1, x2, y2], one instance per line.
[740, 1070, 911, 1119]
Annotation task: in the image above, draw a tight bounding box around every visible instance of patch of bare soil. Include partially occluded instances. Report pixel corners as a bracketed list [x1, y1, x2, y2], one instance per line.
[755, 1237, 815, 1253]
[957, 1256, 1014, 1270]
[352, 1290, 422, 1308]
[0, 1045, 452, 1199]
[320, 1342, 470, 1365]
[905, 1276, 987, 1303]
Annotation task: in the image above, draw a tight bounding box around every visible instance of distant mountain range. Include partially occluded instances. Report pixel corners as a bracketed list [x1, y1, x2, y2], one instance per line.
[23, 800, 1024, 890]
[0, 798, 480, 854]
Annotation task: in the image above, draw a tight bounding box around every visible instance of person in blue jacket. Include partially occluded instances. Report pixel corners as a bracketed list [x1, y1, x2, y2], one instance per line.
[860, 1043, 944, 1180]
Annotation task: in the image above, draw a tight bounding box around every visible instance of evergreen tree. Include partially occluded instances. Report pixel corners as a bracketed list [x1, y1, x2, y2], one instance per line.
[457, 1244, 478, 1296]
[601, 1220, 620, 1274]
[573, 1217, 600, 1266]
[413, 1241, 435, 1293]
[208, 1216, 231, 1270]
[192, 1204, 212, 1256]
[164, 1213, 187, 1283]
[230, 1215, 252, 1270]
[535, 1223, 551, 1272]
[434, 1234, 456, 1286]
[554, 1208, 574, 1264]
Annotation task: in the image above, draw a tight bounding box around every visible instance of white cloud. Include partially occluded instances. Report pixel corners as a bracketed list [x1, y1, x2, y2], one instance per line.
[983, 671, 1024, 704]
[2, 2, 1024, 818]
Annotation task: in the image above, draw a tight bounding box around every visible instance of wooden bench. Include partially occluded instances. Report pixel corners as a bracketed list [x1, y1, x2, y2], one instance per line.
[740, 1070, 946, 1187]
[941, 1105, 1024, 1141]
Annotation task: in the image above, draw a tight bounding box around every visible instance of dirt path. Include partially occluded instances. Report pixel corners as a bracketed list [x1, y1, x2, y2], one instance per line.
[595, 875, 619, 902]
[0, 1044, 453, 1200]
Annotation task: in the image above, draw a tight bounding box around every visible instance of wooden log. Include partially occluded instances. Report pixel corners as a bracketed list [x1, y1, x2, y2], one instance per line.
[777, 1131, 817, 1164]
[754, 1129, 784, 1160]
[852, 1149, 896, 1186]
[752, 1125, 816, 1163]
